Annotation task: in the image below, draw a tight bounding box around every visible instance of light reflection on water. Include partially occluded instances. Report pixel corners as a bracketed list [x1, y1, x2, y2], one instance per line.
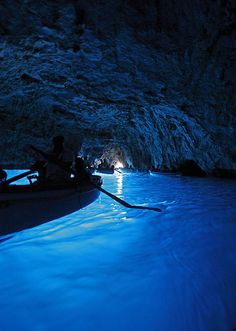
[0, 171, 236, 331]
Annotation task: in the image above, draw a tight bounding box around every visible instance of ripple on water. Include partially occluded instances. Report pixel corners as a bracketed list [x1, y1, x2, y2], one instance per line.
[0, 171, 236, 331]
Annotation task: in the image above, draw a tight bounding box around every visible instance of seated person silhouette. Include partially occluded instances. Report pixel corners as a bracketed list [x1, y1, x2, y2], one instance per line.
[31, 136, 73, 185]
[74, 157, 91, 184]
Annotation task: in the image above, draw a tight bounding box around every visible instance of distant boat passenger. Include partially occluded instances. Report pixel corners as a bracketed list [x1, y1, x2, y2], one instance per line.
[98, 159, 109, 169]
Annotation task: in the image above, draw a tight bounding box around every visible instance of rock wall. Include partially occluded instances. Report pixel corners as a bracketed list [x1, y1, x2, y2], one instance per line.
[0, 0, 235, 175]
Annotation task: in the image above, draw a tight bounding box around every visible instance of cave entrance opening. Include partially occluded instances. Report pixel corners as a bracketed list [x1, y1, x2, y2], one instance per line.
[99, 144, 130, 169]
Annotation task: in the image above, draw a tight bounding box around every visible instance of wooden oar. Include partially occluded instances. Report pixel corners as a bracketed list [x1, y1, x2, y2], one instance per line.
[93, 184, 162, 212]
[0, 170, 35, 187]
[30, 145, 162, 213]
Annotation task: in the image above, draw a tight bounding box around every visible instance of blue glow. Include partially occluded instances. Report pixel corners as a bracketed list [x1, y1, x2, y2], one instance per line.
[0, 171, 236, 331]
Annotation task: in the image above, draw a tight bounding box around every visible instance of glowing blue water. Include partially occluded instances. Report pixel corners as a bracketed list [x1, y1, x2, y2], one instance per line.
[0, 171, 236, 331]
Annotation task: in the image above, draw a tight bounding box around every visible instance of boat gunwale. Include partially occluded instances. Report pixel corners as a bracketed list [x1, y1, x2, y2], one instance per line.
[0, 175, 102, 194]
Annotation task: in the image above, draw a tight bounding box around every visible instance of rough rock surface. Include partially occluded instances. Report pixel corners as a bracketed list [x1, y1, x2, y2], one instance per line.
[0, 0, 235, 175]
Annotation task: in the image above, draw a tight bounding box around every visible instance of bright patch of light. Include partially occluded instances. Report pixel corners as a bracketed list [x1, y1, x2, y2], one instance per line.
[116, 161, 124, 168]
[117, 172, 123, 195]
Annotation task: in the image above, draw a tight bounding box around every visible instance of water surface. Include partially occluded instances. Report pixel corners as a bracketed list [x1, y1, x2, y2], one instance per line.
[0, 171, 236, 331]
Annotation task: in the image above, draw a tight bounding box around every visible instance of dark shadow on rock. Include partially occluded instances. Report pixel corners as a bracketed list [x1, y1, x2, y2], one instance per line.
[21, 72, 41, 83]
[179, 160, 206, 177]
[212, 167, 236, 179]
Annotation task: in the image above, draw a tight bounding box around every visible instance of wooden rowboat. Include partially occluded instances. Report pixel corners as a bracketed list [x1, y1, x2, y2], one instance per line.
[149, 171, 181, 176]
[0, 175, 102, 236]
[95, 168, 114, 175]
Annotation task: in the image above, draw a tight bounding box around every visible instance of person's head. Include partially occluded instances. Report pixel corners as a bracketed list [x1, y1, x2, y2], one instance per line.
[52, 135, 64, 146]
[52, 135, 64, 153]
[75, 157, 85, 171]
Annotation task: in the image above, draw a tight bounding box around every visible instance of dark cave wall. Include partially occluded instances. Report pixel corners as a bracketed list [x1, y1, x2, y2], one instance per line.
[0, 0, 235, 174]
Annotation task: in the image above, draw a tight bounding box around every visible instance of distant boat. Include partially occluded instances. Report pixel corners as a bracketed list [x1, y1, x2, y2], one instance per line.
[149, 170, 181, 176]
[95, 168, 114, 175]
[119, 168, 137, 174]
[0, 176, 102, 236]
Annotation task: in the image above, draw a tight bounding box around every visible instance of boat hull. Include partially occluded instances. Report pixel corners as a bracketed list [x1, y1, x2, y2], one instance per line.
[0, 183, 100, 235]
[149, 171, 181, 176]
[95, 169, 114, 175]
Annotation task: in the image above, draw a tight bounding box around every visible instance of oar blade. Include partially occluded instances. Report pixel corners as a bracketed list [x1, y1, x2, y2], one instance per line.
[0, 170, 35, 187]
[96, 185, 162, 212]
